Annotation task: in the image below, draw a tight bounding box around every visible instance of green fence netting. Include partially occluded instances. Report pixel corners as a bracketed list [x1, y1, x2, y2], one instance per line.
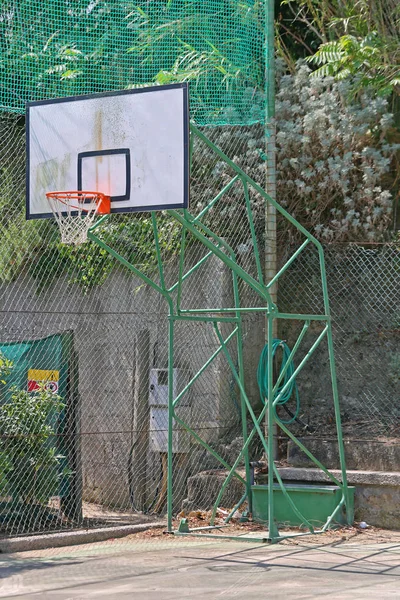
[0, 333, 68, 399]
[0, 0, 266, 125]
[0, 333, 81, 532]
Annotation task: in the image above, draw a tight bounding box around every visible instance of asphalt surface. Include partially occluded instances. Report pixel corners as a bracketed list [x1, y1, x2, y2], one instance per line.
[1, 537, 399, 599]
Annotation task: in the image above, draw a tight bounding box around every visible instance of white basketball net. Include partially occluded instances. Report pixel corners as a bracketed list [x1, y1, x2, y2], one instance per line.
[46, 192, 101, 245]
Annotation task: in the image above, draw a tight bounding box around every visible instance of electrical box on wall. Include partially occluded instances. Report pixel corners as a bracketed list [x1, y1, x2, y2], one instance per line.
[149, 406, 191, 453]
[148, 368, 191, 453]
[148, 368, 191, 406]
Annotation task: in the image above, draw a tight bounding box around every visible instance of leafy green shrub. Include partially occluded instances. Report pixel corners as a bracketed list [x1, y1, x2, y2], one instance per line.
[275, 63, 399, 241]
[0, 362, 68, 506]
[27, 213, 182, 294]
[281, 0, 400, 98]
[0, 354, 13, 385]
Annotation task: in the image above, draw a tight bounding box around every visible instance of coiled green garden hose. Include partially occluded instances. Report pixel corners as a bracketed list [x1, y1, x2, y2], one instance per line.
[257, 339, 315, 434]
[257, 339, 300, 424]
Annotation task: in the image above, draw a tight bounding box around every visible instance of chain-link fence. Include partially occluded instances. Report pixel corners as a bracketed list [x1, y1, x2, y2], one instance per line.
[1, 107, 399, 539]
[278, 243, 400, 436]
[0, 112, 267, 537]
[277, 242, 400, 471]
[0, 1, 398, 543]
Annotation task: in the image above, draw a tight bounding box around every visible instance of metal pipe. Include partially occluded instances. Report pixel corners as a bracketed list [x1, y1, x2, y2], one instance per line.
[266, 239, 310, 289]
[275, 313, 329, 321]
[168, 249, 214, 293]
[277, 421, 342, 487]
[152, 214, 166, 291]
[193, 176, 240, 223]
[319, 248, 351, 521]
[233, 266, 252, 515]
[88, 232, 168, 300]
[167, 315, 174, 532]
[172, 315, 240, 323]
[224, 492, 248, 524]
[173, 413, 246, 485]
[176, 225, 187, 311]
[267, 313, 279, 538]
[173, 327, 239, 408]
[273, 326, 328, 407]
[322, 496, 345, 532]
[168, 208, 274, 306]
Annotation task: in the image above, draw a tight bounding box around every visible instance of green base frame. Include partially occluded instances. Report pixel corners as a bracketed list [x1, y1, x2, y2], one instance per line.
[88, 124, 353, 544]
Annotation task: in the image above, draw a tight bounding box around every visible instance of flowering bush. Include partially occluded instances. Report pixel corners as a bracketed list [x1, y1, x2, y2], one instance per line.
[275, 63, 398, 241]
[193, 62, 399, 243]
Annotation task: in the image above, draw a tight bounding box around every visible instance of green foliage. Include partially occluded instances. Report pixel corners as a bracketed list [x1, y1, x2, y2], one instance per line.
[0, 215, 46, 283]
[0, 115, 44, 282]
[0, 1, 265, 126]
[309, 33, 400, 98]
[26, 214, 182, 294]
[0, 382, 67, 505]
[27, 241, 115, 295]
[59, 243, 115, 294]
[281, 0, 400, 97]
[138, 1, 265, 123]
[95, 213, 183, 271]
[0, 353, 13, 385]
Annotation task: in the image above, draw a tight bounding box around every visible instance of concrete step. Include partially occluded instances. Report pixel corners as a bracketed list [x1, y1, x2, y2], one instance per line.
[287, 438, 400, 472]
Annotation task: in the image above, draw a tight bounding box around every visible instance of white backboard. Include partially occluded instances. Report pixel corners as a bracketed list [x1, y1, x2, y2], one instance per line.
[26, 83, 189, 219]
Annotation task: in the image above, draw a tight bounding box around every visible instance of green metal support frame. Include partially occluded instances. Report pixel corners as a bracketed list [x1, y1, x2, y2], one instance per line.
[87, 123, 353, 544]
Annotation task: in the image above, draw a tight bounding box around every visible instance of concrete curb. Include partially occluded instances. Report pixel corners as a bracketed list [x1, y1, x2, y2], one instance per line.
[0, 521, 165, 553]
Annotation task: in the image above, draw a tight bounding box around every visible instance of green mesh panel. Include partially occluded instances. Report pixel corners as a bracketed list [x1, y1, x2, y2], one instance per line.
[0, 1, 265, 126]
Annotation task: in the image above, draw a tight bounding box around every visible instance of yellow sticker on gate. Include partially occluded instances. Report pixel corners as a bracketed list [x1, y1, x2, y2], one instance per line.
[28, 369, 59, 382]
[28, 369, 60, 393]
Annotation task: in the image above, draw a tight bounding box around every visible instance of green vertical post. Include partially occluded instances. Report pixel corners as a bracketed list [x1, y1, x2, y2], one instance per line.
[319, 249, 352, 523]
[265, 0, 276, 212]
[265, 0, 278, 460]
[232, 272, 252, 513]
[265, 0, 277, 288]
[267, 313, 279, 539]
[176, 226, 187, 313]
[189, 127, 194, 175]
[152, 214, 166, 291]
[167, 314, 174, 532]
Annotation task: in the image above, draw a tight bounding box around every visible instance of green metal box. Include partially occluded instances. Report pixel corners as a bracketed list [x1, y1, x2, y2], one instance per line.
[252, 484, 354, 527]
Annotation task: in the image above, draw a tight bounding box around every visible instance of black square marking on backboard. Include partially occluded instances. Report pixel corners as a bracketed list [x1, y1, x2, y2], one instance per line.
[77, 148, 131, 202]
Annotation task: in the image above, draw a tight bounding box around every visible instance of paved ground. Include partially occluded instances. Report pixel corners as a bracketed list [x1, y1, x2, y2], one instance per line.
[1, 535, 399, 599]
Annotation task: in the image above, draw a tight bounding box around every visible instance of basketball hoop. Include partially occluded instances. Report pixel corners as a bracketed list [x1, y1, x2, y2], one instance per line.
[46, 191, 111, 245]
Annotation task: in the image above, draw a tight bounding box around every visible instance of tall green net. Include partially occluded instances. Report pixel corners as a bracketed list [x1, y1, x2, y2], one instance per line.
[0, 0, 266, 125]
